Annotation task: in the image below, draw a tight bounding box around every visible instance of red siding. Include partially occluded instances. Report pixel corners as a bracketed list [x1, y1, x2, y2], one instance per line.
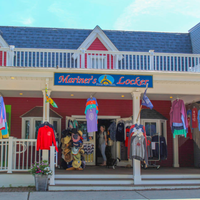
[88, 38, 108, 51]
[0, 51, 7, 66]
[84, 38, 114, 69]
[3, 97, 194, 167]
[4, 97, 43, 138]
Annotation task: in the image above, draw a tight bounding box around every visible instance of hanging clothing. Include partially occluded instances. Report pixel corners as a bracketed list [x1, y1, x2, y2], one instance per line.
[68, 119, 73, 128]
[86, 100, 98, 107]
[152, 136, 167, 160]
[170, 99, 188, 131]
[0, 96, 7, 132]
[1, 122, 8, 136]
[125, 126, 130, 147]
[73, 120, 78, 129]
[146, 136, 153, 158]
[84, 104, 99, 115]
[128, 134, 148, 165]
[86, 108, 97, 133]
[192, 107, 198, 128]
[173, 129, 187, 138]
[86, 97, 98, 106]
[36, 123, 58, 152]
[127, 124, 147, 160]
[116, 122, 125, 142]
[187, 110, 192, 128]
[108, 122, 116, 141]
[187, 116, 192, 139]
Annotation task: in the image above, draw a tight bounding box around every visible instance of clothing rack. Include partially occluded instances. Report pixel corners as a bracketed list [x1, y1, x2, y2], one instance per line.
[146, 134, 161, 169]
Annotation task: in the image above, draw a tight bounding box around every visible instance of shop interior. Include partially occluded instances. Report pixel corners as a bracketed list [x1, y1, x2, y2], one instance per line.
[1, 90, 200, 175]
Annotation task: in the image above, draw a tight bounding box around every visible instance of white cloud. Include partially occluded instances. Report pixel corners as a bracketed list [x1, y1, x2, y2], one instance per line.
[19, 17, 35, 25]
[114, 0, 200, 30]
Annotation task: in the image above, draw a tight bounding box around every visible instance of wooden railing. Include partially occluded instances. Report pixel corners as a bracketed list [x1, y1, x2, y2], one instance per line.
[1, 47, 200, 72]
[0, 137, 57, 173]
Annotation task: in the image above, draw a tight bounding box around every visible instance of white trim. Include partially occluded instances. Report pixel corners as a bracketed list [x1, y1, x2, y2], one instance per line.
[50, 117, 61, 142]
[77, 26, 119, 52]
[141, 118, 168, 144]
[0, 35, 9, 47]
[88, 55, 107, 69]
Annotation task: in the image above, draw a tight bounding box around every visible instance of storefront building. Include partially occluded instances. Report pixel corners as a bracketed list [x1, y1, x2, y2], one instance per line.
[1, 23, 200, 190]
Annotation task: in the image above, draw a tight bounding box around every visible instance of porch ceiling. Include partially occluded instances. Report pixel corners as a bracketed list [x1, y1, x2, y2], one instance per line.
[0, 90, 199, 102]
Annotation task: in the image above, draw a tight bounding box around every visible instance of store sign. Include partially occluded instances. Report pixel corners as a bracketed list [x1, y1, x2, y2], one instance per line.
[54, 73, 153, 88]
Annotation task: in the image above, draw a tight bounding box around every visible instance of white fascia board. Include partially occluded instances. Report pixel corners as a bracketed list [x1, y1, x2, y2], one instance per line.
[79, 26, 118, 51]
[0, 35, 9, 47]
[73, 26, 119, 59]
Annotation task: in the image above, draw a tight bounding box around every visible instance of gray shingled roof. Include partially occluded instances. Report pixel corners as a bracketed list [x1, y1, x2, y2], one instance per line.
[141, 109, 167, 120]
[20, 106, 62, 118]
[0, 26, 192, 53]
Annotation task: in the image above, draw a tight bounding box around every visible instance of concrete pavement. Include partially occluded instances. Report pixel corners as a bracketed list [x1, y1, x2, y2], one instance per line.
[1, 189, 200, 200]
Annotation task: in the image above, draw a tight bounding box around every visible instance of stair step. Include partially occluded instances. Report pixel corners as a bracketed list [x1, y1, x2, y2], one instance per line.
[49, 184, 200, 191]
[55, 174, 132, 179]
[55, 178, 132, 180]
[55, 179, 134, 185]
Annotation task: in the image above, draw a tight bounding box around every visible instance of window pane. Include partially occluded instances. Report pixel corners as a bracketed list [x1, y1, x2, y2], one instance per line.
[145, 122, 157, 136]
[151, 123, 157, 136]
[161, 122, 164, 137]
[25, 120, 30, 139]
[145, 122, 151, 136]
[35, 121, 42, 139]
[53, 121, 58, 132]
[78, 121, 90, 141]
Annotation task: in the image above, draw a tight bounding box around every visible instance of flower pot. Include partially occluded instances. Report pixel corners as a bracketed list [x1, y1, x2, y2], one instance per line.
[34, 174, 48, 191]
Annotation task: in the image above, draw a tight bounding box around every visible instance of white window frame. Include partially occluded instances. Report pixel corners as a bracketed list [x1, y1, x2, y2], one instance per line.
[22, 117, 61, 140]
[50, 117, 61, 142]
[87, 54, 107, 69]
[141, 119, 167, 144]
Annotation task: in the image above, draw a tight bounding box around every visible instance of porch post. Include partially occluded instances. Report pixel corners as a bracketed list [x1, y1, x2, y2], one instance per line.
[50, 146, 55, 185]
[7, 137, 13, 173]
[42, 80, 51, 161]
[8, 45, 15, 66]
[131, 91, 142, 185]
[80, 48, 85, 68]
[149, 50, 154, 70]
[173, 135, 179, 167]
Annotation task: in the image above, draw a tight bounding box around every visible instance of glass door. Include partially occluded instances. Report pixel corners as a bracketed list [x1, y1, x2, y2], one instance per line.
[77, 119, 96, 165]
[33, 118, 43, 139]
[66, 117, 96, 165]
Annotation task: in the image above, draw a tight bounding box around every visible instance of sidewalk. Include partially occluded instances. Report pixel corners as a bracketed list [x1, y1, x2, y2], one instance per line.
[1, 189, 200, 200]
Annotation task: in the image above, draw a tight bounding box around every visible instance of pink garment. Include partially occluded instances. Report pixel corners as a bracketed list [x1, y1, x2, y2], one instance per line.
[170, 99, 188, 129]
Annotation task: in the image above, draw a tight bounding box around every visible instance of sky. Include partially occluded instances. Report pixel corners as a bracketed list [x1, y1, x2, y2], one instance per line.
[1, 0, 200, 32]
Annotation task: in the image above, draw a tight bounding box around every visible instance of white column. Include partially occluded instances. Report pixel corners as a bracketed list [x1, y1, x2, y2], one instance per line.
[50, 146, 55, 185]
[42, 80, 51, 161]
[149, 50, 154, 70]
[131, 92, 142, 185]
[7, 137, 14, 173]
[7, 45, 15, 66]
[173, 135, 179, 167]
[42, 89, 51, 123]
[80, 48, 85, 69]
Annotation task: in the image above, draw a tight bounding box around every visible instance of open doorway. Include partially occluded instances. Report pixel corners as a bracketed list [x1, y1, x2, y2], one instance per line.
[96, 119, 113, 165]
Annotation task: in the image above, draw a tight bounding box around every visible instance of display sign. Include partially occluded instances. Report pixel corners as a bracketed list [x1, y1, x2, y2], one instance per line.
[54, 73, 153, 88]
